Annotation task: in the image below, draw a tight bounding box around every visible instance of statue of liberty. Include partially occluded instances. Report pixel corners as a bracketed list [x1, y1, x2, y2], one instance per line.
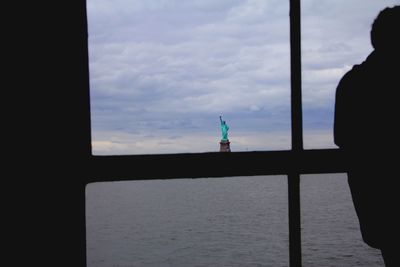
[219, 115, 229, 141]
[219, 115, 230, 152]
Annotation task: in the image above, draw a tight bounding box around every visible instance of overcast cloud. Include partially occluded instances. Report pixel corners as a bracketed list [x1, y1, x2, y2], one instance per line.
[87, 0, 398, 155]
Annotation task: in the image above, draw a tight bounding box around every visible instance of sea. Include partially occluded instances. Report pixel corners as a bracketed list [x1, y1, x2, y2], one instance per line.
[86, 173, 385, 267]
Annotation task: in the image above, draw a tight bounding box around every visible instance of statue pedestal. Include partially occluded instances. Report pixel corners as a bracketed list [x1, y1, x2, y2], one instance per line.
[219, 140, 231, 152]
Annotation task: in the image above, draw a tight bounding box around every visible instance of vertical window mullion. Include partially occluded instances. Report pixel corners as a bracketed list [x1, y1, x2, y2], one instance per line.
[289, 0, 303, 266]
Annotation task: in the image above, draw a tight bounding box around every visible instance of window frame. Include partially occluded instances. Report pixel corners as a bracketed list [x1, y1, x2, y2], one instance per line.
[84, 1, 347, 266]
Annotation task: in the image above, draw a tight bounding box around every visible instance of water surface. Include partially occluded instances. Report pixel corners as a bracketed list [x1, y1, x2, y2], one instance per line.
[86, 174, 384, 266]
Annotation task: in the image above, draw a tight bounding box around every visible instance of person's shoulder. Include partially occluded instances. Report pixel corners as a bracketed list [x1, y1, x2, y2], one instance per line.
[342, 52, 374, 79]
[335, 63, 367, 98]
[345, 63, 364, 78]
[337, 64, 361, 87]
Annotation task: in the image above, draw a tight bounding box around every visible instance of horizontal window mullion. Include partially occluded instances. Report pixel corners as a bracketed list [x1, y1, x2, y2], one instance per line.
[88, 149, 346, 183]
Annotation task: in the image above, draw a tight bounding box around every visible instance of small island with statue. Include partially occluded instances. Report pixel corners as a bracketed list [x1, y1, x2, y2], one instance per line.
[219, 115, 231, 152]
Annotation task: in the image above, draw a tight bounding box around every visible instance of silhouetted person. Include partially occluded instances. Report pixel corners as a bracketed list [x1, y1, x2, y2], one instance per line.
[334, 6, 400, 267]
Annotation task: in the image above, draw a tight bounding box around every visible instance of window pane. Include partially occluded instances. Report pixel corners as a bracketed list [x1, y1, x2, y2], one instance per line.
[300, 173, 384, 266]
[86, 176, 288, 266]
[87, 0, 291, 155]
[301, 0, 398, 149]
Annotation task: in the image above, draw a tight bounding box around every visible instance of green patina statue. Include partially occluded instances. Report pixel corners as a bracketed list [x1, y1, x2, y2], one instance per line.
[219, 115, 229, 141]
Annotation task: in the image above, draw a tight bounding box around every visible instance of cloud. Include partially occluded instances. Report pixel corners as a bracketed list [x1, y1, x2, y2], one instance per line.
[91, 130, 291, 155]
[87, 0, 397, 154]
[300, 0, 398, 147]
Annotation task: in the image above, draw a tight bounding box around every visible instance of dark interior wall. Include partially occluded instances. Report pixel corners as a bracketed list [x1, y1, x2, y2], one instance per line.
[45, 2, 91, 265]
[12, 1, 92, 266]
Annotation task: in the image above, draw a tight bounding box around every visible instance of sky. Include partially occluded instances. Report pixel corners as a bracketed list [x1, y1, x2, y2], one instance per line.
[87, 0, 399, 155]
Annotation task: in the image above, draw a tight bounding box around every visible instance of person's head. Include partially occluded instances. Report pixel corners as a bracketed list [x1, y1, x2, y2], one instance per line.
[370, 5, 400, 52]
